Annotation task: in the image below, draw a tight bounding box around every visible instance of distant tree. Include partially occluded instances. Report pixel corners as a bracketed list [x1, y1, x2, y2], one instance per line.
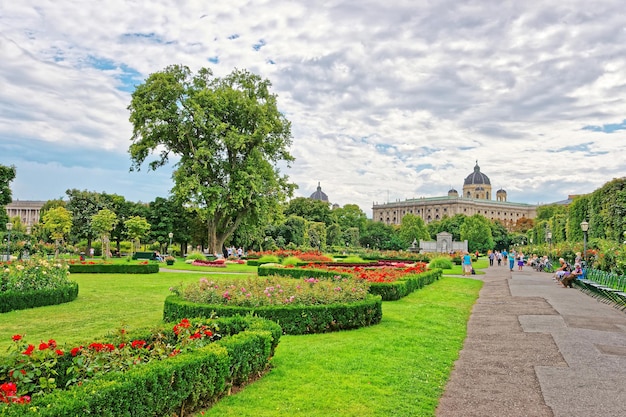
[284, 197, 333, 226]
[91, 209, 118, 259]
[343, 227, 360, 248]
[128, 65, 295, 254]
[65, 189, 104, 249]
[490, 220, 510, 250]
[326, 223, 343, 247]
[306, 221, 326, 250]
[428, 214, 466, 240]
[42, 207, 73, 257]
[460, 214, 494, 253]
[277, 215, 307, 247]
[39, 199, 66, 219]
[0, 164, 16, 227]
[360, 221, 397, 250]
[124, 216, 151, 255]
[332, 204, 368, 233]
[398, 214, 430, 249]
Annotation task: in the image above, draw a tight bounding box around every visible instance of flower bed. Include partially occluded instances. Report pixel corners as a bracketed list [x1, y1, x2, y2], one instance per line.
[165, 276, 382, 335]
[258, 263, 441, 301]
[0, 258, 79, 313]
[0, 316, 281, 416]
[191, 259, 227, 267]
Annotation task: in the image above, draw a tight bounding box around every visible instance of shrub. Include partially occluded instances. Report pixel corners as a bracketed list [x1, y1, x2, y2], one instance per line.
[281, 256, 301, 266]
[68, 264, 159, 274]
[186, 251, 207, 261]
[428, 257, 454, 269]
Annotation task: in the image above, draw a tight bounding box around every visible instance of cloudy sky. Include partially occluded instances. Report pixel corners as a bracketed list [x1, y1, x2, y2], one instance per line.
[1, 1, 625, 217]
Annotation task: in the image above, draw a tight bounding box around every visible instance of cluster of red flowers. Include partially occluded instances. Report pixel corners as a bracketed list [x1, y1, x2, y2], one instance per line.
[249, 249, 332, 262]
[192, 259, 227, 267]
[312, 263, 428, 283]
[0, 382, 30, 404]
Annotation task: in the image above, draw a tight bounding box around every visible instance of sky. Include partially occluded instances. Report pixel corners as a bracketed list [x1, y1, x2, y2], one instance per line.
[1, 1, 625, 218]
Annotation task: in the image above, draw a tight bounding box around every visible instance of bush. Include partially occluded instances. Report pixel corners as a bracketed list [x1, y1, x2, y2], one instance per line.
[281, 256, 301, 266]
[186, 251, 207, 261]
[68, 264, 159, 274]
[428, 257, 454, 269]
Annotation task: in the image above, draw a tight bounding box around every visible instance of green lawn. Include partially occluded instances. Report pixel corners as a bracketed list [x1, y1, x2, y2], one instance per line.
[0, 271, 482, 417]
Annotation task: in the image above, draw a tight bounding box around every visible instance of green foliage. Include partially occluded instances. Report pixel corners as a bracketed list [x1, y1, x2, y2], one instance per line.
[0, 164, 15, 226]
[284, 197, 332, 226]
[306, 221, 326, 250]
[360, 221, 399, 250]
[258, 265, 351, 280]
[460, 215, 494, 253]
[281, 256, 301, 266]
[42, 207, 73, 243]
[185, 250, 207, 261]
[332, 204, 368, 233]
[163, 294, 383, 335]
[277, 215, 307, 247]
[257, 254, 280, 264]
[0, 283, 79, 313]
[398, 214, 430, 249]
[429, 257, 454, 269]
[128, 65, 296, 254]
[427, 214, 467, 240]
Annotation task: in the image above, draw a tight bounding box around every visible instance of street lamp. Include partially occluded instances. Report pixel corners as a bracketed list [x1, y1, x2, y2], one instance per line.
[5, 222, 12, 261]
[580, 220, 589, 266]
[547, 231, 552, 255]
[168, 232, 173, 256]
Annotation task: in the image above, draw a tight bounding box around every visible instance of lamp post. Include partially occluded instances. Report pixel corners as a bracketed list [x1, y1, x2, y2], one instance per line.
[5, 222, 12, 261]
[547, 231, 552, 255]
[580, 220, 589, 266]
[168, 232, 173, 256]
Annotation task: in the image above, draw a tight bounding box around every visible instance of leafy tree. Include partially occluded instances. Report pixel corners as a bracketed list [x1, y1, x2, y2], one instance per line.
[91, 209, 118, 259]
[306, 221, 327, 250]
[284, 197, 332, 226]
[42, 207, 72, 257]
[128, 65, 295, 254]
[490, 220, 510, 251]
[39, 199, 66, 219]
[460, 214, 494, 253]
[343, 227, 360, 248]
[332, 204, 368, 233]
[326, 223, 343, 247]
[65, 189, 104, 250]
[398, 214, 430, 249]
[124, 216, 151, 255]
[427, 214, 466, 240]
[277, 215, 307, 247]
[0, 164, 16, 227]
[360, 221, 397, 250]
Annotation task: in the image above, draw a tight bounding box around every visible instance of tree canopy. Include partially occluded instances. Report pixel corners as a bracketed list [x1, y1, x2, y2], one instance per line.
[0, 164, 16, 227]
[128, 65, 295, 253]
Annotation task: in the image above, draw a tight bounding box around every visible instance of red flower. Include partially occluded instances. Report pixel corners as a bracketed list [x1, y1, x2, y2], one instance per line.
[47, 339, 57, 349]
[204, 330, 213, 337]
[131, 340, 146, 349]
[11, 334, 22, 342]
[118, 343, 126, 349]
[70, 346, 82, 356]
[22, 344, 34, 356]
[55, 349, 64, 356]
[39, 342, 50, 351]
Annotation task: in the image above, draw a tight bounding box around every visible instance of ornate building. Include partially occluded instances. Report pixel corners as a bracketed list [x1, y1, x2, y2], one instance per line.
[372, 162, 536, 229]
[5, 200, 45, 228]
[309, 182, 329, 202]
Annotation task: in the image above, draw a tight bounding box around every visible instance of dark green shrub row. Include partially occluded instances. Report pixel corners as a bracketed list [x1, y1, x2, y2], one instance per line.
[163, 294, 383, 335]
[0, 282, 79, 313]
[369, 269, 442, 301]
[0, 316, 280, 417]
[258, 265, 352, 280]
[68, 263, 160, 274]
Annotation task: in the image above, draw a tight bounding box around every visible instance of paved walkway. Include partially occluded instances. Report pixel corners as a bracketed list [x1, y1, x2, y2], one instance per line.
[436, 264, 626, 417]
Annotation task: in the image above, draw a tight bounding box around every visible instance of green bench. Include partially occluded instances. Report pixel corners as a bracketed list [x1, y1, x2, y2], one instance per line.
[132, 251, 157, 260]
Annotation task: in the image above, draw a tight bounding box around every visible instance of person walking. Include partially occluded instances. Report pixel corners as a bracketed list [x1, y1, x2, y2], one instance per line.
[462, 251, 472, 276]
[508, 250, 516, 271]
[517, 252, 525, 271]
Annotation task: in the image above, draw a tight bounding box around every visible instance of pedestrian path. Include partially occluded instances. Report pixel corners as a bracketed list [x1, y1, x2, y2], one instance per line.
[436, 264, 626, 417]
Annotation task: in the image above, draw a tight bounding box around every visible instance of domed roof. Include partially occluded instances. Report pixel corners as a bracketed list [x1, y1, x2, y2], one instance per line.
[496, 188, 507, 194]
[463, 161, 491, 185]
[448, 188, 458, 194]
[309, 182, 329, 202]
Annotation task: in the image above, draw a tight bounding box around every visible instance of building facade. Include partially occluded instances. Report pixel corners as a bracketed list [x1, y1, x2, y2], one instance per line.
[372, 162, 536, 228]
[5, 200, 46, 228]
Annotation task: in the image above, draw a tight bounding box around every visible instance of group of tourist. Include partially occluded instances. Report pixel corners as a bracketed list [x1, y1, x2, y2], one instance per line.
[487, 249, 525, 271]
[552, 252, 584, 288]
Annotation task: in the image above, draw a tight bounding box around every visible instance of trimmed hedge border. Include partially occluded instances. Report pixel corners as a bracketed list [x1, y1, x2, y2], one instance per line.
[68, 263, 160, 274]
[257, 265, 442, 301]
[0, 316, 281, 417]
[0, 282, 79, 313]
[163, 294, 383, 335]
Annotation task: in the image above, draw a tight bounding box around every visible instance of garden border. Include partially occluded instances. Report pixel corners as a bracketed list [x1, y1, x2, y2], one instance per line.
[0, 282, 79, 313]
[163, 294, 383, 335]
[68, 264, 160, 274]
[0, 316, 281, 416]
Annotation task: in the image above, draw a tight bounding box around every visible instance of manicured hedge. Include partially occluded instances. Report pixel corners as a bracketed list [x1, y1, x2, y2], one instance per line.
[163, 294, 383, 335]
[258, 265, 442, 301]
[368, 269, 442, 301]
[68, 263, 160, 274]
[0, 316, 280, 417]
[0, 282, 79, 313]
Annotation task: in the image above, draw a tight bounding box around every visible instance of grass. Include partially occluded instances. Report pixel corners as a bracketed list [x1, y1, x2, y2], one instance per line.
[0, 270, 482, 417]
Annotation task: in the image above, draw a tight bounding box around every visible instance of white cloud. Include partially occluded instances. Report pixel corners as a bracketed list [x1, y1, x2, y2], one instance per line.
[2, 0, 626, 216]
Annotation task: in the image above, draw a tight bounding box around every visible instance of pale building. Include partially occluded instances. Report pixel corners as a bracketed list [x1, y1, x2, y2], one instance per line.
[5, 200, 45, 228]
[372, 162, 536, 229]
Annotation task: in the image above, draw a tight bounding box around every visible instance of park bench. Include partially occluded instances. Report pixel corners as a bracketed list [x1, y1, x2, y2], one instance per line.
[575, 269, 626, 311]
[132, 251, 157, 261]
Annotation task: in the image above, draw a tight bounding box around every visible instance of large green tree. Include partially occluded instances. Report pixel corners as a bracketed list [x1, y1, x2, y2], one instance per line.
[42, 207, 73, 257]
[398, 214, 430, 249]
[460, 214, 494, 253]
[284, 197, 332, 226]
[332, 204, 368, 233]
[0, 164, 16, 227]
[128, 65, 295, 253]
[91, 209, 118, 259]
